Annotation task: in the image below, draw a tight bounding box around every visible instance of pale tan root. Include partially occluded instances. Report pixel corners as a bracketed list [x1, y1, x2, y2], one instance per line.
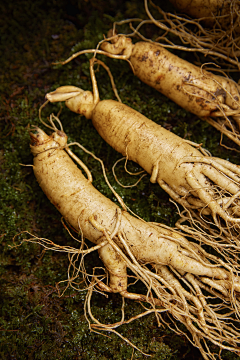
[100, 33, 240, 148]
[100, 12, 240, 149]
[26, 118, 240, 359]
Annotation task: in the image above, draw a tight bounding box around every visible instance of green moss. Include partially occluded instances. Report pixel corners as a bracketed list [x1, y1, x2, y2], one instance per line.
[1, 0, 240, 359]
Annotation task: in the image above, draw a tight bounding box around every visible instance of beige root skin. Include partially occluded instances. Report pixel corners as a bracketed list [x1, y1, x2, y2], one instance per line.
[46, 57, 240, 247]
[30, 127, 240, 359]
[101, 37, 240, 120]
[100, 35, 240, 146]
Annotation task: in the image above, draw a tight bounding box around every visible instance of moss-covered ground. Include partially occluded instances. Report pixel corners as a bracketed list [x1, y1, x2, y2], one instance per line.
[1, 0, 240, 359]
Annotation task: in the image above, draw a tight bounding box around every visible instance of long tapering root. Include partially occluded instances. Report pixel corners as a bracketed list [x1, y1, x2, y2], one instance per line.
[25, 115, 240, 359]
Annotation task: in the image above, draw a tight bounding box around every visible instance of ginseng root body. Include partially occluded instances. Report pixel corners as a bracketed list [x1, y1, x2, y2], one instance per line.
[31, 128, 222, 281]
[100, 36, 240, 130]
[31, 127, 240, 359]
[46, 58, 240, 249]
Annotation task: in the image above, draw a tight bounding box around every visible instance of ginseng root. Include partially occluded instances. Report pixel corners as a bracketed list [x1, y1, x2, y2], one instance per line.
[100, 34, 240, 147]
[45, 58, 240, 257]
[29, 124, 240, 359]
[55, 30, 240, 147]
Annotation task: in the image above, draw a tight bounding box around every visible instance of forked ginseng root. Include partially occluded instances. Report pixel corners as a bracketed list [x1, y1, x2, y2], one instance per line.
[27, 120, 240, 359]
